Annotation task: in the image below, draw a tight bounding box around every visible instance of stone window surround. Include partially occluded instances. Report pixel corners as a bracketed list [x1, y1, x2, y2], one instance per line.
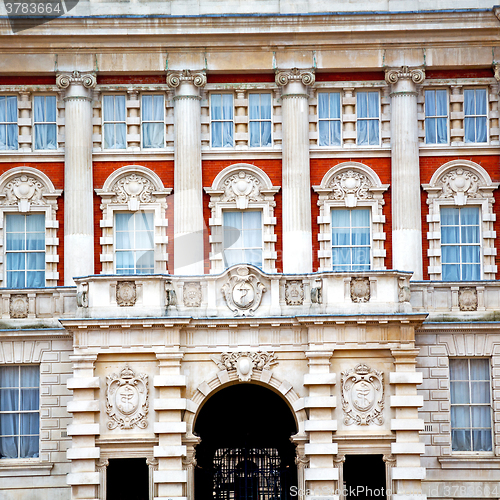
[313, 161, 389, 272]
[0, 167, 62, 287]
[204, 163, 280, 274]
[422, 159, 499, 281]
[95, 165, 172, 274]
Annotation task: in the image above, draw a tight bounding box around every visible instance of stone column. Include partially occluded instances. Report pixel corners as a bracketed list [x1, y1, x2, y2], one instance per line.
[385, 67, 425, 280]
[167, 70, 206, 275]
[276, 69, 315, 273]
[56, 71, 97, 285]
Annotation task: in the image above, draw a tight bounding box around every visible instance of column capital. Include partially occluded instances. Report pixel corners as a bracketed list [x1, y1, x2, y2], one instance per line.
[385, 66, 425, 85]
[56, 70, 97, 90]
[166, 69, 207, 89]
[275, 67, 315, 87]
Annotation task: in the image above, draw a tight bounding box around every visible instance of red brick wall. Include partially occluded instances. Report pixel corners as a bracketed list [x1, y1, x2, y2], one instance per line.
[425, 69, 494, 80]
[316, 72, 385, 82]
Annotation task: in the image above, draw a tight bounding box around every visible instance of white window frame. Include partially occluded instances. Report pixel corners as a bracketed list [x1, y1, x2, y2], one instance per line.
[204, 163, 280, 273]
[210, 92, 235, 149]
[96, 165, 172, 274]
[140, 93, 166, 150]
[424, 88, 449, 145]
[355, 90, 381, 147]
[463, 87, 489, 145]
[0, 95, 18, 151]
[317, 91, 342, 147]
[32, 94, 57, 151]
[102, 93, 127, 151]
[313, 162, 389, 272]
[0, 167, 62, 287]
[248, 92, 273, 148]
[422, 160, 499, 280]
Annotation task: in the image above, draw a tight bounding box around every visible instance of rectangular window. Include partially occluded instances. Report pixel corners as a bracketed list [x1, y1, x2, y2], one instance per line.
[211, 94, 234, 148]
[249, 93, 272, 147]
[425, 89, 448, 144]
[223, 211, 262, 268]
[141, 95, 164, 149]
[0, 96, 18, 151]
[356, 91, 379, 146]
[115, 212, 154, 274]
[464, 88, 487, 143]
[103, 95, 126, 149]
[441, 206, 480, 281]
[450, 358, 492, 452]
[331, 209, 370, 271]
[5, 213, 45, 288]
[318, 92, 341, 146]
[0, 365, 39, 459]
[33, 95, 57, 150]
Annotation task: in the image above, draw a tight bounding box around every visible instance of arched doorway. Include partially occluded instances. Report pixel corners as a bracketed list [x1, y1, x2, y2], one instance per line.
[194, 384, 298, 500]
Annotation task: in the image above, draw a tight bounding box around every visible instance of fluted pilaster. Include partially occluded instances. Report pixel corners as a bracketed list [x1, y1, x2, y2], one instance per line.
[167, 70, 206, 275]
[385, 66, 425, 280]
[276, 68, 315, 273]
[57, 71, 96, 285]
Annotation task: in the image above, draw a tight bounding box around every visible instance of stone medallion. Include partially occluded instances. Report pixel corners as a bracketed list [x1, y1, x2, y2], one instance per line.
[285, 280, 304, 306]
[221, 266, 266, 316]
[183, 282, 202, 307]
[350, 277, 370, 303]
[459, 287, 478, 311]
[116, 281, 136, 307]
[10, 295, 28, 318]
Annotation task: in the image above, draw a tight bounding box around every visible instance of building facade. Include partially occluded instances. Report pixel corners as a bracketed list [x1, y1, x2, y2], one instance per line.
[0, 2, 499, 500]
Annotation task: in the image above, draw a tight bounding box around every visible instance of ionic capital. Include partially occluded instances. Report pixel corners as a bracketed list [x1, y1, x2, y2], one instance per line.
[166, 69, 207, 89]
[275, 68, 315, 87]
[56, 70, 97, 90]
[385, 66, 425, 85]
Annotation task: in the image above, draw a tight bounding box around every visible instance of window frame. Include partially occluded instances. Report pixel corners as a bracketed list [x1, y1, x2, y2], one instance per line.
[424, 88, 449, 146]
[355, 90, 381, 147]
[140, 93, 166, 150]
[102, 93, 127, 151]
[210, 92, 235, 149]
[248, 92, 273, 148]
[317, 91, 342, 147]
[0, 95, 18, 152]
[32, 94, 57, 152]
[463, 87, 489, 145]
[449, 357, 494, 454]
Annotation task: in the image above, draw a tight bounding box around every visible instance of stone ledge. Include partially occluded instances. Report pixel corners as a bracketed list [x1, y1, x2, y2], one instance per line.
[438, 456, 500, 468]
[0, 460, 53, 476]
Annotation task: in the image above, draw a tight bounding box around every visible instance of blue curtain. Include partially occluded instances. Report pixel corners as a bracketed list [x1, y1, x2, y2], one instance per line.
[34, 96, 56, 150]
[103, 95, 126, 149]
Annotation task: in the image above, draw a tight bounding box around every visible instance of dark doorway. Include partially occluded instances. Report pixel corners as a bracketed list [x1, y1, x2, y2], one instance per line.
[344, 455, 386, 500]
[194, 384, 298, 500]
[107, 457, 149, 500]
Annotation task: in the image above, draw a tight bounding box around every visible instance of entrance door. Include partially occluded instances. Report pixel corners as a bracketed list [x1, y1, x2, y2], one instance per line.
[343, 455, 386, 500]
[106, 457, 149, 500]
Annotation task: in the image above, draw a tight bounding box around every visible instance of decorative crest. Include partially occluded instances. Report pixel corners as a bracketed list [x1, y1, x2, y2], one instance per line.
[166, 70, 207, 88]
[10, 295, 28, 319]
[329, 170, 372, 207]
[275, 68, 315, 86]
[212, 351, 277, 382]
[350, 277, 371, 303]
[56, 70, 97, 89]
[221, 170, 264, 209]
[183, 282, 202, 307]
[4, 175, 46, 212]
[459, 287, 478, 311]
[385, 66, 425, 85]
[285, 280, 305, 306]
[438, 168, 481, 205]
[221, 266, 266, 316]
[116, 281, 137, 307]
[111, 173, 156, 211]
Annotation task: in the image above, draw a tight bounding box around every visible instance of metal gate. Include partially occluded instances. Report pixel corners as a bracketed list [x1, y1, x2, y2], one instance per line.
[212, 447, 291, 500]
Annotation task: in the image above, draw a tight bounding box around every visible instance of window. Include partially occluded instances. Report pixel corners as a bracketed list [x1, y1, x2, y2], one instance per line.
[331, 209, 370, 271]
[464, 88, 487, 143]
[141, 95, 164, 149]
[0, 96, 18, 151]
[356, 91, 379, 146]
[115, 212, 154, 274]
[223, 211, 262, 268]
[441, 206, 480, 281]
[0, 365, 39, 459]
[103, 95, 126, 149]
[425, 89, 448, 144]
[249, 93, 272, 147]
[318, 92, 341, 146]
[211, 94, 234, 148]
[5, 213, 45, 288]
[450, 358, 492, 452]
[33, 95, 56, 150]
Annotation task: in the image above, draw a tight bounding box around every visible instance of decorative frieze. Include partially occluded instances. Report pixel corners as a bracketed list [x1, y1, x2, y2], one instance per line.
[221, 266, 266, 316]
[212, 351, 277, 381]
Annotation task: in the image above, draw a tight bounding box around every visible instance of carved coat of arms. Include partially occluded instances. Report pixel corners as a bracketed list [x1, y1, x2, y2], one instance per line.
[341, 363, 384, 426]
[116, 281, 136, 307]
[350, 277, 370, 303]
[285, 280, 304, 306]
[183, 282, 202, 307]
[221, 266, 266, 316]
[106, 365, 149, 430]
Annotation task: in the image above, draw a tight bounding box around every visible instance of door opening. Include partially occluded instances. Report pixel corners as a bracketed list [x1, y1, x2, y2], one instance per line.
[343, 455, 386, 500]
[106, 457, 149, 500]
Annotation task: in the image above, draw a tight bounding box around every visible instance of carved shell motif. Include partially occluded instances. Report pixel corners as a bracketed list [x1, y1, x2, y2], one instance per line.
[329, 170, 372, 201]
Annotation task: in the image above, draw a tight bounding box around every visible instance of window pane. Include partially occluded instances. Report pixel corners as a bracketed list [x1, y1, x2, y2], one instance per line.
[332, 228, 349, 246]
[367, 92, 379, 118]
[222, 94, 233, 120]
[142, 95, 152, 120]
[260, 94, 271, 119]
[357, 120, 368, 145]
[425, 90, 436, 116]
[472, 430, 492, 452]
[450, 359, 469, 380]
[470, 359, 489, 380]
[357, 92, 367, 118]
[245, 249, 262, 268]
[441, 207, 459, 226]
[436, 90, 447, 115]
[211, 122, 222, 148]
[450, 382, 470, 404]
[318, 120, 329, 146]
[330, 121, 341, 146]
[330, 93, 340, 119]
[425, 118, 437, 144]
[442, 264, 459, 281]
[249, 121, 260, 147]
[332, 209, 350, 228]
[318, 93, 329, 119]
[452, 430, 471, 452]
[436, 117, 447, 144]
[249, 94, 259, 120]
[261, 121, 272, 146]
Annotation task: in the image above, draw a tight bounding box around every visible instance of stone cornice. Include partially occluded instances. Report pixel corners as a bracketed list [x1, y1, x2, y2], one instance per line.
[385, 66, 425, 85]
[56, 70, 97, 90]
[166, 70, 207, 89]
[275, 68, 315, 87]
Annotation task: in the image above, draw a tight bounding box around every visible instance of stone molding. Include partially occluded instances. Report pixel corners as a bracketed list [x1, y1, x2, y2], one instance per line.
[212, 351, 278, 381]
[385, 66, 425, 85]
[275, 68, 315, 87]
[56, 70, 97, 90]
[166, 70, 207, 88]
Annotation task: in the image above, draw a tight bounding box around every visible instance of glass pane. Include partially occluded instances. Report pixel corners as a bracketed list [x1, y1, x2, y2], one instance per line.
[464, 117, 475, 143]
[450, 359, 469, 380]
[351, 228, 370, 246]
[436, 118, 447, 144]
[357, 92, 367, 118]
[20, 435, 39, 458]
[461, 246, 480, 264]
[357, 120, 368, 145]
[352, 209, 369, 227]
[332, 228, 349, 246]
[0, 97, 6, 123]
[223, 212, 242, 230]
[318, 93, 329, 119]
[460, 206, 479, 225]
[243, 212, 261, 230]
[143, 123, 163, 148]
[115, 213, 133, 231]
[330, 92, 340, 119]
[451, 405, 470, 427]
[116, 251, 134, 270]
[452, 429, 471, 451]
[224, 228, 241, 249]
[367, 92, 379, 118]
[331, 121, 341, 146]
[442, 245, 459, 263]
[450, 382, 470, 404]
[260, 94, 271, 120]
[0, 367, 19, 387]
[441, 207, 459, 226]
[245, 249, 262, 268]
[470, 359, 489, 380]
[45, 96, 56, 122]
[0, 436, 19, 459]
[26, 213, 44, 233]
[6, 253, 26, 271]
[472, 430, 492, 452]
[116, 231, 132, 250]
[352, 247, 370, 267]
[27, 253, 45, 270]
[0, 414, 19, 436]
[332, 209, 350, 228]
[20, 388, 39, 411]
[0, 389, 19, 411]
[332, 247, 351, 267]
[425, 90, 436, 116]
[115, 96, 126, 121]
[222, 120, 233, 148]
[425, 118, 436, 144]
[222, 94, 233, 120]
[243, 229, 262, 248]
[153, 95, 164, 121]
[211, 122, 222, 148]
[471, 382, 490, 404]
[261, 121, 272, 146]
[248, 94, 259, 120]
[142, 95, 152, 120]
[103, 124, 116, 149]
[436, 90, 447, 115]
[475, 89, 487, 114]
[211, 94, 222, 120]
[318, 120, 328, 146]
[442, 264, 459, 281]
[26, 271, 44, 288]
[249, 121, 260, 147]
[135, 250, 154, 273]
[224, 249, 242, 267]
[464, 89, 474, 115]
[135, 212, 153, 231]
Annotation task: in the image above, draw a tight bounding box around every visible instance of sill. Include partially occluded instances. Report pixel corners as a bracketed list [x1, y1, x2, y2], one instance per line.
[438, 455, 499, 469]
[0, 459, 53, 476]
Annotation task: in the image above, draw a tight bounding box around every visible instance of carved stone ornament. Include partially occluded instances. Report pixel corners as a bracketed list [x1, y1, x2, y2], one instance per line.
[220, 170, 265, 209]
[341, 363, 384, 426]
[398, 276, 411, 303]
[221, 266, 266, 316]
[166, 69, 207, 88]
[459, 287, 478, 311]
[106, 365, 149, 430]
[494, 63, 500, 82]
[10, 295, 28, 319]
[183, 282, 202, 307]
[275, 68, 315, 87]
[350, 277, 370, 303]
[439, 168, 481, 205]
[56, 70, 97, 89]
[111, 173, 156, 211]
[311, 286, 322, 304]
[76, 283, 89, 308]
[212, 351, 278, 382]
[329, 170, 373, 207]
[116, 281, 137, 307]
[385, 66, 425, 85]
[4, 175, 46, 212]
[285, 280, 304, 306]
